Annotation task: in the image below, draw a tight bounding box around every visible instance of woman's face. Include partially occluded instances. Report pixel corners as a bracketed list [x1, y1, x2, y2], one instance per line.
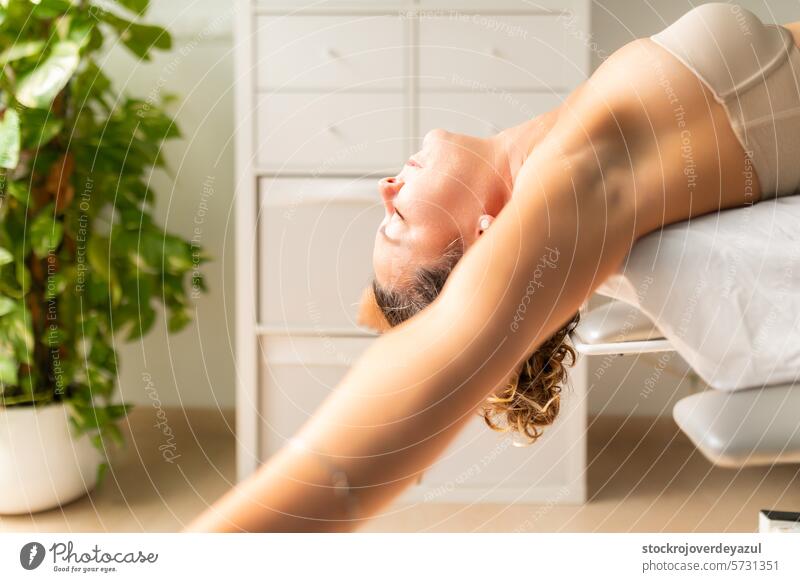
[372, 129, 503, 289]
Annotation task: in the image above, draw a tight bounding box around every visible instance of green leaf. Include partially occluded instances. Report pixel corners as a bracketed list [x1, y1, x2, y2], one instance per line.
[99, 11, 170, 60]
[0, 108, 20, 169]
[192, 273, 207, 294]
[115, 0, 149, 15]
[15, 41, 80, 109]
[58, 14, 94, 49]
[29, 205, 64, 257]
[6, 182, 30, 204]
[30, 0, 74, 18]
[0, 295, 14, 317]
[95, 461, 108, 488]
[43, 271, 65, 299]
[14, 262, 30, 294]
[0, 40, 46, 65]
[0, 247, 12, 266]
[0, 346, 18, 386]
[167, 307, 191, 333]
[45, 324, 64, 347]
[21, 113, 62, 149]
[126, 304, 155, 340]
[106, 403, 131, 419]
[129, 100, 179, 140]
[87, 235, 110, 281]
[71, 60, 112, 106]
[163, 236, 194, 273]
[87, 236, 123, 305]
[105, 423, 123, 446]
[0, 304, 33, 364]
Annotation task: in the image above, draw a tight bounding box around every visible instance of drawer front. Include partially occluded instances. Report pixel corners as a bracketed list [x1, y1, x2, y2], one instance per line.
[256, 1, 409, 6]
[255, 15, 407, 90]
[418, 14, 587, 90]
[418, 91, 565, 139]
[255, 92, 407, 171]
[258, 178, 384, 331]
[259, 335, 374, 457]
[418, 0, 584, 10]
[411, 387, 585, 502]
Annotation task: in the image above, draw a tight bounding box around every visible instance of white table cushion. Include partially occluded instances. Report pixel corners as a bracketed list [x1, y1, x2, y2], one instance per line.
[595, 196, 800, 391]
[673, 384, 800, 467]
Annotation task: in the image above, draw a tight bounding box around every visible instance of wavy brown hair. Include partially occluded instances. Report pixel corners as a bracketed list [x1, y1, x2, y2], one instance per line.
[371, 247, 580, 445]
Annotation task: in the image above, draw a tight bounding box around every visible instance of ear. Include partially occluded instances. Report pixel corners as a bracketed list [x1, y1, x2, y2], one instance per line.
[476, 214, 495, 236]
[357, 285, 391, 333]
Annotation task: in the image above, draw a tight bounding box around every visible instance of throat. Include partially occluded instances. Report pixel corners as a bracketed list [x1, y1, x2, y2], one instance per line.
[497, 107, 562, 195]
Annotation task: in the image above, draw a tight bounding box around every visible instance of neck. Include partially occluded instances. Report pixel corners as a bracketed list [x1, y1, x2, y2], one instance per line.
[491, 107, 561, 196]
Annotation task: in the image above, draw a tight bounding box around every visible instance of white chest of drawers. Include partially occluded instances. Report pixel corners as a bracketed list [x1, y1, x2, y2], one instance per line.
[235, 0, 591, 505]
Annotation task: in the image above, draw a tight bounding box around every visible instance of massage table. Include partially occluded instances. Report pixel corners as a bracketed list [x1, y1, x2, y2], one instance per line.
[572, 195, 800, 467]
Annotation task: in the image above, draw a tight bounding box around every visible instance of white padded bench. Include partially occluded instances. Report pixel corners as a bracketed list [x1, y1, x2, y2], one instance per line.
[573, 300, 800, 467]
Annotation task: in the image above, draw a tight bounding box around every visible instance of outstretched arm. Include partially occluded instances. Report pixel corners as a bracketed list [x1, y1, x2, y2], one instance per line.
[187, 77, 641, 533]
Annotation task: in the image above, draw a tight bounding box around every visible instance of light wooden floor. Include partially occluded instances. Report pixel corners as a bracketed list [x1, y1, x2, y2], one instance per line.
[1, 407, 797, 532]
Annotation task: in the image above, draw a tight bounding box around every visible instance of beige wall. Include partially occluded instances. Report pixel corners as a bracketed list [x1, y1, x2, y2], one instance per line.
[592, 0, 798, 71]
[105, 1, 796, 414]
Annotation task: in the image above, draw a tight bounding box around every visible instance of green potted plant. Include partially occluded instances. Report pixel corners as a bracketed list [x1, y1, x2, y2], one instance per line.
[0, 0, 206, 513]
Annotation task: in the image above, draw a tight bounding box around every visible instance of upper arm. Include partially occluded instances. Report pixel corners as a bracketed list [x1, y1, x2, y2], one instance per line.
[784, 22, 800, 46]
[437, 123, 639, 379]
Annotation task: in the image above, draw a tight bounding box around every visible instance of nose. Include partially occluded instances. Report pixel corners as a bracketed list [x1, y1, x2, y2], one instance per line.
[423, 127, 447, 145]
[378, 176, 403, 214]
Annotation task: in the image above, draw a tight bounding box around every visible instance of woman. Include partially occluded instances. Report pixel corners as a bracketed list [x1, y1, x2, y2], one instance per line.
[189, 4, 800, 531]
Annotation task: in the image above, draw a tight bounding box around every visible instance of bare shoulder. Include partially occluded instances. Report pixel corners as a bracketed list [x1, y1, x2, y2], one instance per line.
[582, 38, 695, 128]
[536, 35, 700, 177]
[783, 21, 800, 47]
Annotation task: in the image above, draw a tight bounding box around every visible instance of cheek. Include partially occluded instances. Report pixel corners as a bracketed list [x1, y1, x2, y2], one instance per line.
[417, 196, 475, 245]
[372, 241, 395, 288]
[405, 176, 459, 223]
[434, 184, 463, 221]
[411, 217, 464, 265]
[372, 231, 382, 268]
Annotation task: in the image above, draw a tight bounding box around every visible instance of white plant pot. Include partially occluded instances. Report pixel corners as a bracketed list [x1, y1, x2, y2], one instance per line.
[0, 402, 103, 514]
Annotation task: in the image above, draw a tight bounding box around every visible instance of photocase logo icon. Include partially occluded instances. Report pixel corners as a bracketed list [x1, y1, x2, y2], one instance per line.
[19, 542, 46, 570]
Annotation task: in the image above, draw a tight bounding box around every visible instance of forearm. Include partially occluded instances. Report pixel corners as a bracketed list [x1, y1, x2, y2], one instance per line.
[186, 300, 478, 532]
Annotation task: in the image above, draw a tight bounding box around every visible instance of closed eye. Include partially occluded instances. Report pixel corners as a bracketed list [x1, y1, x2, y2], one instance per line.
[394, 208, 405, 221]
